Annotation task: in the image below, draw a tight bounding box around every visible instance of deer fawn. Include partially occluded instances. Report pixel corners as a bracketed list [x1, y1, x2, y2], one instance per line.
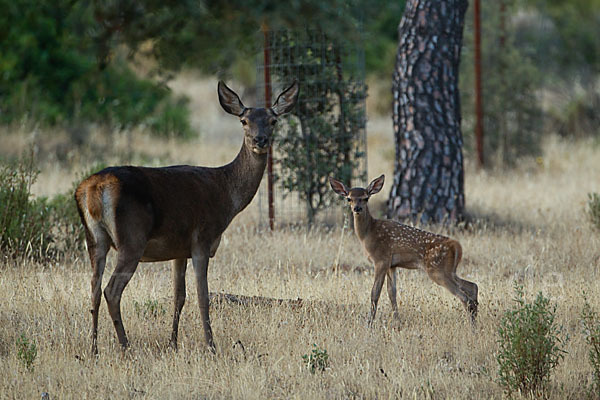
[329, 175, 478, 324]
[75, 81, 299, 354]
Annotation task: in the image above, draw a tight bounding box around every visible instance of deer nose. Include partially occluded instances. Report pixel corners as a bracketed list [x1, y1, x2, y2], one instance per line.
[353, 205, 362, 213]
[254, 136, 269, 148]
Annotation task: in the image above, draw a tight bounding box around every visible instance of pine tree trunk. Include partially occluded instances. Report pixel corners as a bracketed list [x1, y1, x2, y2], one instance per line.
[387, 0, 468, 224]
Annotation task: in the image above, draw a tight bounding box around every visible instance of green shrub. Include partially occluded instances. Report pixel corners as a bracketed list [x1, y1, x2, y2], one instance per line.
[302, 344, 329, 374]
[496, 284, 568, 397]
[16, 333, 37, 372]
[587, 192, 600, 231]
[271, 30, 366, 224]
[581, 295, 600, 397]
[134, 299, 166, 319]
[0, 154, 106, 261]
[146, 97, 194, 139]
[0, 153, 53, 260]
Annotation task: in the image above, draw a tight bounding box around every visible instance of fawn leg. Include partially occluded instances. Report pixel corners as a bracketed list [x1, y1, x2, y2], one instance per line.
[426, 267, 476, 322]
[386, 268, 400, 321]
[369, 266, 388, 326]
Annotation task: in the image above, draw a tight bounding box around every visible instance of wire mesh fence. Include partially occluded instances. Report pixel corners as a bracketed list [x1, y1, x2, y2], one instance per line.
[255, 28, 368, 228]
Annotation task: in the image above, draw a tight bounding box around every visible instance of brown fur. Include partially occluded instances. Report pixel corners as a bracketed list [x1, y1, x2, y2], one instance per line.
[75, 173, 120, 222]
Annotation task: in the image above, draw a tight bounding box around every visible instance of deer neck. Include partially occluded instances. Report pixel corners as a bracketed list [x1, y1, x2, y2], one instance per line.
[353, 207, 374, 242]
[223, 141, 268, 215]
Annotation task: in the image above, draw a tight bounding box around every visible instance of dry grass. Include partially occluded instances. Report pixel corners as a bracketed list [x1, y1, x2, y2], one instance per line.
[1, 77, 600, 399]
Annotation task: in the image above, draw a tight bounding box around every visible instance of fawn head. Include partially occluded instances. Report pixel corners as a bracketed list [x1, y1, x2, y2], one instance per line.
[218, 81, 299, 154]
[329, 175, 385, 214]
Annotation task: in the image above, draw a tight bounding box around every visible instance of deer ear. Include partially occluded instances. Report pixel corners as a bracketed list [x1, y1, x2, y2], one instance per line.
[218, 81, 246, 116]
[271, 81, 299, 116]
[329, 177, 349, 197]
[367, 175, 385, 196]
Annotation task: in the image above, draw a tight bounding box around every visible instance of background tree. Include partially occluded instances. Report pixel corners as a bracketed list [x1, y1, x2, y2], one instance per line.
[460, 0, 543, 167]
[520, 0, 600, 138]
[0, 0, 372, 136]
[0, 0, 196, 138]
[269, 30, 367, 224]
[387, 0, 468, 224]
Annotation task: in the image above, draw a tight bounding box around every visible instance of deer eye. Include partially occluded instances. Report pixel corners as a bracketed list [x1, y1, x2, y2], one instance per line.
[346, 198, 351, 202]
[241, 120, 248, 126]
[270, 119, 277, 126]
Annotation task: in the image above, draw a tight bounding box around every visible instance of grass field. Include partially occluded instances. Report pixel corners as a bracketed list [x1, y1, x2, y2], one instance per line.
[1, 77, 600, 399]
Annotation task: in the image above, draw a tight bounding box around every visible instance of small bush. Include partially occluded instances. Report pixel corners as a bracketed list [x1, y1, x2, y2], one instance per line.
[16, 333, 37, 372]
[587, 192, 600, 231]
[581, 294, 600, 396]
[134, 299, 166, 319]
[147, 97, 194, 140]
[496, 284, 568, 397]
[0, 155, 106, 261]
[302, 344, 329, 374]
[0, 153, 53, 260]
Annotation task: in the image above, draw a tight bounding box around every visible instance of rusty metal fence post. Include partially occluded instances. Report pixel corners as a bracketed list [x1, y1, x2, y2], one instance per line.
[262, 23, 275, 230]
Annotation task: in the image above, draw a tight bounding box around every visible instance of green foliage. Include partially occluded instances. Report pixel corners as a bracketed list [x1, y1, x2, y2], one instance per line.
[0, 0, 193, 138]
[0, 154, 105, 261]
[271, 30, 366, 223]
[496, 284, 568, 397]
[91, 0, 369, 76]
[134, 299, 166, 319]
[1, 0, 402, 134]
[581, 294, 600, 396]
[0, 152, 53, 260]
[515, 0, 600, 138]
[524, 0, 600, 77]
[544, 83, 600, 139]
[363, 1, 406, 77]
[16, 333, 37, 372]
[588, 192, 600, 230]
[302, 344, 329, 373]
[461, 0, 543, 167]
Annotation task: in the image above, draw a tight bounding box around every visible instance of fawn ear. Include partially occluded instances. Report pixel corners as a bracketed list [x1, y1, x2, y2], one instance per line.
[367, 175, 385, 196]
[329, 177, 349, 197]
[218, 81, 246, 116]
[271, 81, 299, 116]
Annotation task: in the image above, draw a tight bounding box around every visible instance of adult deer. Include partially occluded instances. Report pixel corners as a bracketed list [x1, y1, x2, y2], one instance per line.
[329, 175, 478, 324]
[75, 81, 299, 354]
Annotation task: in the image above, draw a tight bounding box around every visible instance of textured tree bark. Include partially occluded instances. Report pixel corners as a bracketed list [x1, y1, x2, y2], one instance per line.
[387, 0, 468, 224]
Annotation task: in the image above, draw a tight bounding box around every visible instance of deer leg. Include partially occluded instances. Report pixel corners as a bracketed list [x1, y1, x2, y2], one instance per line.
[426, 266, 476, 322]
[444, 245, 479, 321]
[456, 277, 478, 321]
[209, 235, 221, 258]
[386, 269, 400, 321]
[104, 250, 142, 350]
[369, 266, 388, 326]
[88, 229, 110, 355]
[445, 241, 479, 322]
[169, 258, 187, 350]
[191, 248, 215, 353]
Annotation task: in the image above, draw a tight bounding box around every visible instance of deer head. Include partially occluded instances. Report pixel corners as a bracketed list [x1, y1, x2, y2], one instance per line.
[218, 81, 299, 155]
[329, 175, 385, 215]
